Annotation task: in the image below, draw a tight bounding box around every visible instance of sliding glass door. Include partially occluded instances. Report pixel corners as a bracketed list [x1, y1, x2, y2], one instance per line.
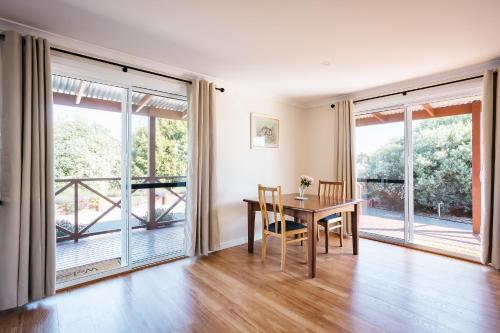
[356, 106, 407, 242]
[53, 76, 188, 285]
[53, 75, 127, 283]
[409, 98, 481, 257]
[129, 88, 187, 264]
[356, 96, 481, 259]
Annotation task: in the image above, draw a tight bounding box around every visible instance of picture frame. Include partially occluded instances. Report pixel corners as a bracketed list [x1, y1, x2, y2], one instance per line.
[250, 113, 279, 149]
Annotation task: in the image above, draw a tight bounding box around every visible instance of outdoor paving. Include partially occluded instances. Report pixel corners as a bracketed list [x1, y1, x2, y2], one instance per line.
[360, 207, 480, 258]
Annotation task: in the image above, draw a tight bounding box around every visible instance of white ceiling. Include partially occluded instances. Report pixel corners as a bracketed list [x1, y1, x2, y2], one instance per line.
[1, 0, 500, 104]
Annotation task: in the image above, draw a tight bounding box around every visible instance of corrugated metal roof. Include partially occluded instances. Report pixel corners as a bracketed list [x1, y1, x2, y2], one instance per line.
[52, 74, 187, 112]
[408, 96, 481, 112]
[356, 96, 480, 119]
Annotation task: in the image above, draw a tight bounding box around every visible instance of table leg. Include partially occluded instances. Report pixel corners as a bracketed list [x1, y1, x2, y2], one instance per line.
[307, 213, 317, 278]
[248, 203, 255, 253]
[352, 203, 359, 255]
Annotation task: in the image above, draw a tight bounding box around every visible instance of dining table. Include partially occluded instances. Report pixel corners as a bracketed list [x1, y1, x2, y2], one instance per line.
[243, 194, 363, 278]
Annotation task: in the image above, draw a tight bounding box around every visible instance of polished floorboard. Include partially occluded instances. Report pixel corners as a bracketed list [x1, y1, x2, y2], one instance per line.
[1, 236, 500, 333]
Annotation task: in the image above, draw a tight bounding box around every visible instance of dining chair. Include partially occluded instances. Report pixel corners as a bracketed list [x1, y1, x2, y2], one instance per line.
[317, 180, 345, 253]
[258, 184, 308, 271]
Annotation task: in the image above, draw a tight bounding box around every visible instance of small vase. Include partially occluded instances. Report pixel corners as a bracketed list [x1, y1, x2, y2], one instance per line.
[299, 186, 305, 198]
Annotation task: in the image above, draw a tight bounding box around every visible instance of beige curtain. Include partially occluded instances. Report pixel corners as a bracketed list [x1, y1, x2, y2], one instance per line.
[0, 31, 55, 311]
[333, 99, 357, 234]
[481, 69, 500, 269]
[185, 79, 220, 256]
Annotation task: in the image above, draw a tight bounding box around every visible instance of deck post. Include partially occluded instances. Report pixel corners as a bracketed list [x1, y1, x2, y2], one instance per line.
[74, 181, 79, 242]
[471, 101, 481, 234]
[148, 115, 157, 230]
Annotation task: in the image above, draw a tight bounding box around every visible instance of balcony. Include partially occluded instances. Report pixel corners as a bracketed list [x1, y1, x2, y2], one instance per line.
[55, 176, 186, 283]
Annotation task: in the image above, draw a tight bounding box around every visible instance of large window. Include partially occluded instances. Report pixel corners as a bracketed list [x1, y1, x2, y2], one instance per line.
[356, 96, 481, 259]
[53, 74, 188, 285]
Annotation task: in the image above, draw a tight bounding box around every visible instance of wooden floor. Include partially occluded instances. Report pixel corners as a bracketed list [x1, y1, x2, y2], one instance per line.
[1, 236, 500, 333]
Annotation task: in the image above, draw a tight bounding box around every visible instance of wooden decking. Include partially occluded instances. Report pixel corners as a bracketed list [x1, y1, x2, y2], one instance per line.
[2, 237, 500, 332]
[56, 223, 185, 272]
[360, 210, 480, 258]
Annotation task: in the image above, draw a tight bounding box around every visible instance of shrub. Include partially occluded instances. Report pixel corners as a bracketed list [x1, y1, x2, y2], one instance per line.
[141, 207, 177, 225]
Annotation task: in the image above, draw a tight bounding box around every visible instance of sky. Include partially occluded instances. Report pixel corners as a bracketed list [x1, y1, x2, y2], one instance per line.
[54, 104, 149, 141]
[356, 122, 403, 155]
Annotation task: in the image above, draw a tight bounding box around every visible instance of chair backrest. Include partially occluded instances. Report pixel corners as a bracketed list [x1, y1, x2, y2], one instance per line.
[318, 180, 345, 199]
[258, 184, 286, 234]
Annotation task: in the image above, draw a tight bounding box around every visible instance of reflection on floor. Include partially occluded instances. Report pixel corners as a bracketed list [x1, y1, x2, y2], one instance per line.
[360, 208, 480, 258]
[4, 238, 500, 332]
[56, 223, 185, 283]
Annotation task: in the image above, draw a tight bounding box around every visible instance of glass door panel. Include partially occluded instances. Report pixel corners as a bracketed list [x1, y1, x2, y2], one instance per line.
[409, 97, 481, 258]
[129, 89, 187, 263]
[53, 75, 127, 283]
[356, 107, 406, 241]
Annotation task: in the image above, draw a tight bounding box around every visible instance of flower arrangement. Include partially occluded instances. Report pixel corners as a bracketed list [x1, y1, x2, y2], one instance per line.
[298, 175, 314, 199]
[300, 175, 314, 188]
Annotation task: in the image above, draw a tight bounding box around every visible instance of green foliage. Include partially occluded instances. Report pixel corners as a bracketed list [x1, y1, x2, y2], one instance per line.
[131, 126, 149, 177]
[358, 115, 472, 217]
[56, 219, 88, 238]
[55, 116, 187, 180]
[141, 207, 177, 225]
[54, 119, 121, 179]
[131, 118, 187, 177]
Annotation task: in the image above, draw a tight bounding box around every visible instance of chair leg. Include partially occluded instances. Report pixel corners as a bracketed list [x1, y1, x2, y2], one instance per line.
[317, 226, 320, 241]
[304, 238, 308, 263]
[339, 223, 343, 247]
[280, 236, 286, 272]
[261, 233, 267, 262]
[325, 223, 329, 254]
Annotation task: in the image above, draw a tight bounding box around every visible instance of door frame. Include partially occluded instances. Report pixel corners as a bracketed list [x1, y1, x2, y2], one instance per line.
[356, 104, 409, 244]
[126, 86, 188, 266]
[357, 93, 482, 261]
[53, 64, 188, 290]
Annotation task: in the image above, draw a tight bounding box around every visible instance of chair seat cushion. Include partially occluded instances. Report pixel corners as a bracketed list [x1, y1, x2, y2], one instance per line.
[268, 220, 306, 233]
[318, 213, 341, 223]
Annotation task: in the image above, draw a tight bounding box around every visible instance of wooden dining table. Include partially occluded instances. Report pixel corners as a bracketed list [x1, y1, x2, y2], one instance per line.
[243, 194, 363, 278]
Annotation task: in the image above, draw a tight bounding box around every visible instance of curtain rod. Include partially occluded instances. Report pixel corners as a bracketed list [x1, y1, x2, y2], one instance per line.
[0, 33, 225, 92]
[52, 47, 225, 92]
[330, 74, 484, 108]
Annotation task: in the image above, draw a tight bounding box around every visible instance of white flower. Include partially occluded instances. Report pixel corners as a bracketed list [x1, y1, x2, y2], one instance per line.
[299, 175, 314, 187]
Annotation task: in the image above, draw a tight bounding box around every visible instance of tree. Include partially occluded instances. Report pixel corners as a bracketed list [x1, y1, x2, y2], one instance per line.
[155, 118, 188, 177]
[131, 118, 187, 177]
[358, 115, 472, 217]
[54, 119, 121, 179]
[412, 115, 472, 215]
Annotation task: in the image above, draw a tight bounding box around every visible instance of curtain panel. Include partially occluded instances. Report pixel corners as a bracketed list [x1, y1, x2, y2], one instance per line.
[185, 79, 220, 256]
[333, 100, 357, 234]
[481, 69, 500, 269]
[0, 31, 55, 311]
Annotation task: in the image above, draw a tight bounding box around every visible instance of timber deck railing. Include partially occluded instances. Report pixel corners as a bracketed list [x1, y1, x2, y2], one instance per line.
[55, 176, 186, 242]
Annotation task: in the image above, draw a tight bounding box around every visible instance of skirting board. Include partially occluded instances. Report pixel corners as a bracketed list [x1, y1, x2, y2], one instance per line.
[219, 233, 262, 250]
[218, 230, 348, 251]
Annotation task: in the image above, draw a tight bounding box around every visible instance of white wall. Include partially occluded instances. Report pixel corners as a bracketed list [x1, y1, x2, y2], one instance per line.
[300, 104, 336, 195]
[216, 87, 305, 247]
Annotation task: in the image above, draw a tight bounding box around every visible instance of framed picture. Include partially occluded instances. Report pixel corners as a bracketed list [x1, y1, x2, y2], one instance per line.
[250, 113, 279, 149]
